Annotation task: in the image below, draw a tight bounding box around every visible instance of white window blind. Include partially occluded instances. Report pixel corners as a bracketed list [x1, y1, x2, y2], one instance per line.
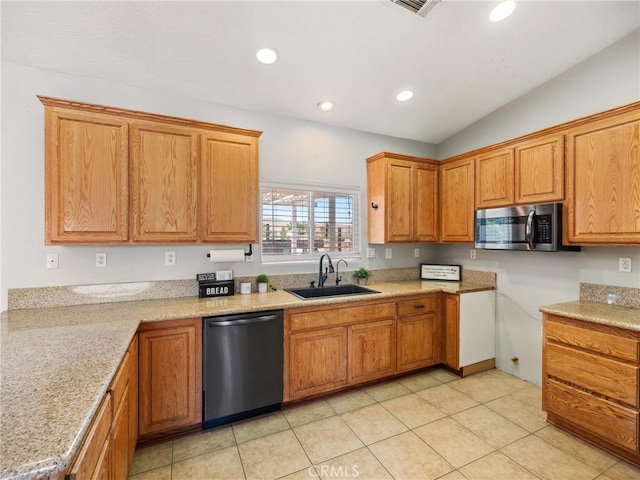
[261, 185, 361, 263]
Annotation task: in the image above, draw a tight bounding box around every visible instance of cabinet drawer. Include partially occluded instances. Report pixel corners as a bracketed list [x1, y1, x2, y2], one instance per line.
[546, 378, 638, 452]
[397, 295, 438, 317]
[289, 302, 395, 332]
[545, 342, 639, 407]
[544, 315, 639, 362]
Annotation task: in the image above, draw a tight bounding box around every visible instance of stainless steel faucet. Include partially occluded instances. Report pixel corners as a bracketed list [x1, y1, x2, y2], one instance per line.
[335, 259, 348, 285]
[318, 254, 334, 287]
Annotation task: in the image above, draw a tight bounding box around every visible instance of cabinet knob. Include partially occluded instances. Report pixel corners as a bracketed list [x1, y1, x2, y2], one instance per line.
[371, 202, 379, 210]
[414, 304, 425, 309]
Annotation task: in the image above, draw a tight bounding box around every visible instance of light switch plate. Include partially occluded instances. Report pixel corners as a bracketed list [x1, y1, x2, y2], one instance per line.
[385, 248, 392, 259]
[367, 248, 376, 259]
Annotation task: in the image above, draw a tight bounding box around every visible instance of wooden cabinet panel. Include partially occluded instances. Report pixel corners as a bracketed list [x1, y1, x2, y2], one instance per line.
[44, 107, 129, 244]
[200, 131, 259, 243]
[138, 318, 202, 438]
[397, 313, 437, 372]
[475, 148, 514, 208]
[439, 157, 475, 242]
[443, 293, 459, 369]
[110, 383, 129, 480]
[366, 153, 438, 243]
[288, 327, 348, 400]
[289, 302, 395, 332]
[546, 378, 638, 452]
[397, 296, 438, 317]
[514, 134, 564, 204]
[90, 436, 110, 480]
[565, 108, 640, 244]
[130, 122, 198, 242]
[348, 320, 395, 384]
[544, 315, 639, 362]
[127, 336, 138, 466]
[545, 343, 639, 407]
[414, 162, 438, 242]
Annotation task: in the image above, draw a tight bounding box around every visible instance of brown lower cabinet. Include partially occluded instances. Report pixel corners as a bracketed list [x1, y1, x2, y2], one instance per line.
[543, 313, 640, 466]
[137, 317, 202, 443]
[65, 335, 138, 480]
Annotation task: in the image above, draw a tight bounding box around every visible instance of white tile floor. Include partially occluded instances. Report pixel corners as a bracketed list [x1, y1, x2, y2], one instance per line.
[129, 367, 640, 480]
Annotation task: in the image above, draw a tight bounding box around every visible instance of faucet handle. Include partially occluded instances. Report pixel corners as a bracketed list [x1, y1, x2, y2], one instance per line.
[310, 280, 316, 288]
[336, 276, 342, 285]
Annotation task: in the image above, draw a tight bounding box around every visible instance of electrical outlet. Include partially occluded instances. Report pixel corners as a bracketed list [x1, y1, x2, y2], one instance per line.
[470, 249, 476, 260]
[414, 248, 420, 258]
[165, 251, 176, 266]
[619, 257, 632, 272]
[245, 254, 253, 262]
[46, 253, 59, 269]
[96, 253, 107, 268]
[385, 248, 392, 259]
[367, 248, 376, 259]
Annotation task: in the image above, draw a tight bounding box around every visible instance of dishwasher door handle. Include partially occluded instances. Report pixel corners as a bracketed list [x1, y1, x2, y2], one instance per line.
[207, 314, 281, 328]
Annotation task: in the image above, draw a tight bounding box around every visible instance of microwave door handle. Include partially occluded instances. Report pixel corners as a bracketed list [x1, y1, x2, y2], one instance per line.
[525, 210, 535, 250]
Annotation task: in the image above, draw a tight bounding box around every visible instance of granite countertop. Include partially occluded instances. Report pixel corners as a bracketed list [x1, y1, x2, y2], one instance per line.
[540, 300, 640, 332]
[0, 280, 492, 480]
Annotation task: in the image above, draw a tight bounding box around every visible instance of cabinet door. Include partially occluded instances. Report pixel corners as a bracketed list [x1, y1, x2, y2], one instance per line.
[397, 313, 437, 372]
[565, 109, 640, 244]
[440, 158, 475, 242]
[110, 383, 130, 480]
[442, 293, 460, 370]
[475, 148, 514, 209]
[130, 122, 198, 242]
[348, 320, 395, 384]
[127, 336, 138, 466]
[200, 131, 259, 243]
[45, 107, 129, 244]
[386, 159, 414, 242]
[514, 134, 564, 204]
[90, 437, 111, 480]
[138, 318, 202, 439]
[414, 162, 438, 242]
[288, 327, 347, 400]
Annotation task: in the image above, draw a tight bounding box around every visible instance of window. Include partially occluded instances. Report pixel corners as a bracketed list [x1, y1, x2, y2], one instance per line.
[261, 184, 361, 263]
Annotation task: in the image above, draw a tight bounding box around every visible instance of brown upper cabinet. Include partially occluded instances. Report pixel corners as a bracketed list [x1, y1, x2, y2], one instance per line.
[439, 156, 475, 243]
[40, 96, 261, 245]
[565, 105, 640, 245]
[514, 134, 564, 205]
[475, 147, 515, 209]
[367, 152, 438, 243]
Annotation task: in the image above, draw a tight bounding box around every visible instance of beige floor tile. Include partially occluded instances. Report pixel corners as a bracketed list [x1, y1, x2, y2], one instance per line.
[596, 475, 616, 480]
[369, 431, 454, 480]
[129, 440, 173, 476]
[238, 429, 310, 480]
[485, 394, 547, 432]
[325, 389, 376, 414]
[232, 410, 290, 444]
[340, 403, 408, 445]
[509, 383, 543, 409]
[397, 371, 443, 392]
[128, 465, 172, 480]
[416, 383, 479, 415]
[430, 368, 460, 383]
[364, 380, 411, 401]
[501, 435, 599, 480]
[453, 405, 528, 448]
[603, 460, 640, 480]
[280, 466, 320, 479]
[282, 399, 336, 427]
[414, 417, 495, 468]
[381, 392, 446, 428]
[448, 370, 530, 403]
[535, 425, 618, 472]
[172, 425, 236, 462]
[172, 445, 245, 480]
[459, 451, 538, 480]
[438, 471, 468, 480]
[315, 447, 393, 479]
[293, 415, 364, 464]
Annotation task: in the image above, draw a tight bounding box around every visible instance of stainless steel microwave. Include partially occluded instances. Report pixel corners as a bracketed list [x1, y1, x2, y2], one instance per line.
[474, 203, 579, 252]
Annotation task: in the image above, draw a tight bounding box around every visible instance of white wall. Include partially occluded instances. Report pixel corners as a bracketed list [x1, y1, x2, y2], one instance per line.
[0, 61, 437, 310]
[437, 29, 640, 386]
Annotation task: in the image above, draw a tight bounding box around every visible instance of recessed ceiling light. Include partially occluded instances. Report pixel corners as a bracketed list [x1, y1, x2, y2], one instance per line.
[489, 1, 516, 22]
[256, 47, 278, 65]
[317, 101, 335, 112]
[396, 90, 414, 102]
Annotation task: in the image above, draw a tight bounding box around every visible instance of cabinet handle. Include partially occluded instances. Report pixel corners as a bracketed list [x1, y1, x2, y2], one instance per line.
[414, 304, 425, 309]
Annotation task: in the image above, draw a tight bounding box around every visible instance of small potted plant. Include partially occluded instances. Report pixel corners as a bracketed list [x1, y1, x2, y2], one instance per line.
[353, 267, 372, 286]
[256, 274, 269, 293]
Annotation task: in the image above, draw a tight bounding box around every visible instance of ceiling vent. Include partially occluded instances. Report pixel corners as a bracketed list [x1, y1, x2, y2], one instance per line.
[390, 0, 441, 17]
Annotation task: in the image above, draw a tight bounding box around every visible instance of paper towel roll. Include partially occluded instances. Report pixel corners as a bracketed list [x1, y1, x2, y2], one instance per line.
[208, 249, 245, 263]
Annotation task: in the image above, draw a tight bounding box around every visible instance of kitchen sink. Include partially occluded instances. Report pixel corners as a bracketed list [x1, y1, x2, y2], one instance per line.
[285, 284, 380, 300]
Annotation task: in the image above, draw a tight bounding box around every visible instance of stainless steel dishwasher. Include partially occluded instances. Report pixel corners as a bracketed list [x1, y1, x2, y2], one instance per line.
[203, 310, 283, 429]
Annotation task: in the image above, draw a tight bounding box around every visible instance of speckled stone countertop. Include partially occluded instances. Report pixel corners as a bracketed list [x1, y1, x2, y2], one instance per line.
[540, 301, 640, 332]
[0, 280, 492, 480]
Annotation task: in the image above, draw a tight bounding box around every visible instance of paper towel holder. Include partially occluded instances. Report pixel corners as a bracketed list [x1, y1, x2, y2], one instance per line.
[206, 244, 253, 260]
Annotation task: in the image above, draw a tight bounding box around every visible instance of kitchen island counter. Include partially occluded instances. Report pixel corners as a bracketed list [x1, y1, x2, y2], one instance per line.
[540, 300, 640, 332]
[0, 280, 491, 480]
